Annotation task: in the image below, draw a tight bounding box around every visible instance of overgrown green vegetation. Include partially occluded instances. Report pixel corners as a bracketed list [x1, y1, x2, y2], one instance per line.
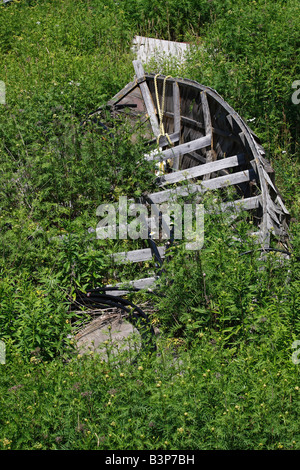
[0, 0, 299, 450]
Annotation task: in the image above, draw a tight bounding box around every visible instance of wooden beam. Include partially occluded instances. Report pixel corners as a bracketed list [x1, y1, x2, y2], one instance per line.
[133, 60, 160, 137]
[164, 111, 204, 130]
[144, 133, 211, 162]
[149, 168, 257, 203]
[275, 194, 289, 215]
[201, 91, 215, 180]
[217, 195, 262, 213]
[201, 91, 212, 133]
[172, 81, 181, 170]
[157, 154, 246, 186]
[106, 80, 139, 108]
[147, 131, 180, 148]
[112, 246, 166, 264]
[105, 276, 158, 295]
[185, 151, 207, 164]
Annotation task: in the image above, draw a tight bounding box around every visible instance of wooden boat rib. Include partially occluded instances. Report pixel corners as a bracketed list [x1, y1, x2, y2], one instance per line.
[89, 60, 290, 295]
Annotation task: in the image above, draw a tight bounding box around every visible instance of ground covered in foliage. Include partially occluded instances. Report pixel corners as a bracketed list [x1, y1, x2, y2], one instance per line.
[0, 0, 299, 450]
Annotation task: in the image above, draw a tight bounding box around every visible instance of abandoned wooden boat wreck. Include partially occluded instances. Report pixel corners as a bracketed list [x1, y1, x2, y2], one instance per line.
[76, 60, 291, 353]
[95, 59, 289, 258]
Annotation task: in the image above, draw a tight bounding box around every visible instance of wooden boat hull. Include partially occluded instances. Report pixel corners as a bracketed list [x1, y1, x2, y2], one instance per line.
[76, 61, 291, 347]
[86, 61, 291, 297]
[92, 60, 289, 250]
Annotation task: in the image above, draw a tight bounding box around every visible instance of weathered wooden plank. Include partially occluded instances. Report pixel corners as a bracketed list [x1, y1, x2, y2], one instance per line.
[144, 133, 211, 162]
[105, 276, 158, 295]
[239, 131, 248, 148]
[173, 82, 181, 134]
[164, 111, 204, 130]
[189, 167, 257, 191]
[144, 198, 173, 238]
[261, 167, 280, 196]
[112, 246, 166, 264]
[106, 80, 139, 108]
[185, 151, 207, 164]
[133, 60, 160, 137]
[157, 154, 246, 186]
[227, 114, 234, 129]
[201, 91, 212, 133]
[219, 195, 261, 212]
[275, 194, 289, 215]
[267, 205, 281, 227]
[172, 81, 181, 170]
[239, 133, 270, 248]
[148, 131, 180, 148]
[163, 115, 239, 143]
[201, 91, 216, 180]
[149, 168, 257, 204]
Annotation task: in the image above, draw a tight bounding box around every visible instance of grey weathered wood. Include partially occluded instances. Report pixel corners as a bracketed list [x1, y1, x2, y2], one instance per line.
[275, 194, 289, 215]
[149, 168, 257, 204]
[105, 276, 157, 295]
[186, 151, 232, 179]
[186, 151, 207, 164]
[164, 112, 204, 130]
[157, 154, 246, 186]
[219, 195, 261, 212]
[173, 82, 181, 134]
[144, 198, 173, 238]
[227, 114, 234, 129]
[232, 115, 271, 248]
[148, 131, 180, 148]
[107, 80, 139, 108]
[201, 91, 216, 180]
[201, 91, 212, 133]
[172, 81, 181, 170]
[133, 60, 160, 137]
[101, 63, 290, 256]
[261, 167, 279, 195]
[144, 134, 211, 162]
[112, 246, 166, 264]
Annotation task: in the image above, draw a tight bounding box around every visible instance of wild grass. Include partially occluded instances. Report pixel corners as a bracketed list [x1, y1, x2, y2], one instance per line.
[0, 0, 299, 450]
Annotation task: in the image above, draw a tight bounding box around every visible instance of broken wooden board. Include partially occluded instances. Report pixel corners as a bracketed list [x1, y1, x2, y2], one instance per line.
[75, 314, 141, 360]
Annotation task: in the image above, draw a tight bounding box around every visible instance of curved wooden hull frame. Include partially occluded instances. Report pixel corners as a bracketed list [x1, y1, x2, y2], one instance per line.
[88, 60, 290, 295]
